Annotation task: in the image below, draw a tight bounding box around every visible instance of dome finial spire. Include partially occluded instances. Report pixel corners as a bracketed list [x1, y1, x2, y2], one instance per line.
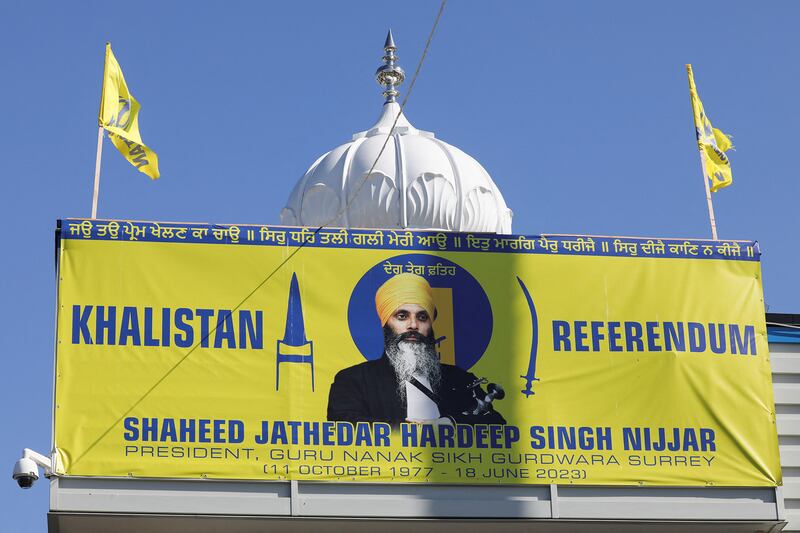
[375, 29, 405, 103]
[384, 29, 396, 49]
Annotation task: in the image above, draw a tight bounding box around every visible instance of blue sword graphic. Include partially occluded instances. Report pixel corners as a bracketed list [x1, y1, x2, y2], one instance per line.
[517, 276, 539, 397]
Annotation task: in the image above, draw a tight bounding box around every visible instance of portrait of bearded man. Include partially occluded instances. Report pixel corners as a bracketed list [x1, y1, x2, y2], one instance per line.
[327, 273, 505, 427]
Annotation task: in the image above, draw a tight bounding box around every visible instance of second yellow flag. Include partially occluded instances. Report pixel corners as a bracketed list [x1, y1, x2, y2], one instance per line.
[686, 65, 732, 193]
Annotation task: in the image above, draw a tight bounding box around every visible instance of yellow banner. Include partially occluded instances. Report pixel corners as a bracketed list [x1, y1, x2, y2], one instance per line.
[54, 220, 780, 486]
[99, 44, 160, 179]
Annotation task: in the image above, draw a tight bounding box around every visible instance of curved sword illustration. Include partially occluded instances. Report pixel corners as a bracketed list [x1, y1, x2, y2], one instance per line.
[516, 276, 539, 397]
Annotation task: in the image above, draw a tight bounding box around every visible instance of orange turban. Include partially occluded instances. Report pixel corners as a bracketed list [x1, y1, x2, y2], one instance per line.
[375, 273, 436, 326]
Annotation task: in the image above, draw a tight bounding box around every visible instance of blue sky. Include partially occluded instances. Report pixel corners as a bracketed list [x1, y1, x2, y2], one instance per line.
[2, 1, 798, 529]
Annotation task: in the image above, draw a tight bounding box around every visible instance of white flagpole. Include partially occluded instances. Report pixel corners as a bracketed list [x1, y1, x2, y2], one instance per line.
[697, 151, 718, 240]
[91, 126, 104, 219]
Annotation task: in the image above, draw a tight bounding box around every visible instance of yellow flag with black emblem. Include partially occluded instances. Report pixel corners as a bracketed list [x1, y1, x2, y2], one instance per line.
[686, 65, 732, 192]
[99, 43, 160, 179]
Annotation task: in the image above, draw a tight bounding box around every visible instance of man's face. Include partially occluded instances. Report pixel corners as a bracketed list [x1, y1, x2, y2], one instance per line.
[385, 303, 432, 341]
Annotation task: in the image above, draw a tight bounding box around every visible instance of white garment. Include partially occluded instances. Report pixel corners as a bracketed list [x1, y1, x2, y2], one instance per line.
[405, 374, 440, 420]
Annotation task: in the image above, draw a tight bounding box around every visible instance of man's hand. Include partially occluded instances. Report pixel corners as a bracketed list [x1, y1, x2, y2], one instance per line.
[406, 417, 454, 426]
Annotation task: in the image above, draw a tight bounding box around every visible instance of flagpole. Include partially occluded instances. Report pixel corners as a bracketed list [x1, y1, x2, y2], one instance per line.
[698, 151, 718, 240]
[91, 126, 104, 219]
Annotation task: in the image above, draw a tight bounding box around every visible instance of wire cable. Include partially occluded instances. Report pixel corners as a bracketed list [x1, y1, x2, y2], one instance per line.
[767, 322, 800, 331]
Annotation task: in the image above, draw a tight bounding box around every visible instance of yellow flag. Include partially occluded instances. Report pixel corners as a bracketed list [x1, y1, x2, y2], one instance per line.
[686, 65, 732, 192]
[99, 44, 160, 179]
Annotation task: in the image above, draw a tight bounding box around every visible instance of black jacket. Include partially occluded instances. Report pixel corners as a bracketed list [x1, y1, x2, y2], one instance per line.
[327, 355, 506, 426]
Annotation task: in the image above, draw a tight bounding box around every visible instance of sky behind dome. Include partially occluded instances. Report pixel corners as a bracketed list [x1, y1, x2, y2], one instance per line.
[2, 1, 799, 529]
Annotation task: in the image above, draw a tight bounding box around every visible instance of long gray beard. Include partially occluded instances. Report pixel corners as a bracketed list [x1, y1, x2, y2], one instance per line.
[386, 338, 442, 402]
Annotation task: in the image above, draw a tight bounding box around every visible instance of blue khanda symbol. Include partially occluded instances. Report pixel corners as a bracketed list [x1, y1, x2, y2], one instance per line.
[348, 254, 492, 370]
[701, 113, 714, 141]
[108, 97, 132, 129]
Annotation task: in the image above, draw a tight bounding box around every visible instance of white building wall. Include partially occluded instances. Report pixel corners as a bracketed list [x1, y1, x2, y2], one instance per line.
[772, 342, 800, 530]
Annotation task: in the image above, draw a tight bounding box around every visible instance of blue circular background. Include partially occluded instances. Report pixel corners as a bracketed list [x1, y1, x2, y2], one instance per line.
[347, 253, 493, 370]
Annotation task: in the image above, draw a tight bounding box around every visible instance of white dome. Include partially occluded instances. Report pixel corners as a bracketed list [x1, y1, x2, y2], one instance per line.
[280, 32, 512, 233]
[280, 102, 513, 233]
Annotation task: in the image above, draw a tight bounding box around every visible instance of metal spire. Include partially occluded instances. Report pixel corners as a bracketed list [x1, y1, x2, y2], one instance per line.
[375, 29, 405, 103]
